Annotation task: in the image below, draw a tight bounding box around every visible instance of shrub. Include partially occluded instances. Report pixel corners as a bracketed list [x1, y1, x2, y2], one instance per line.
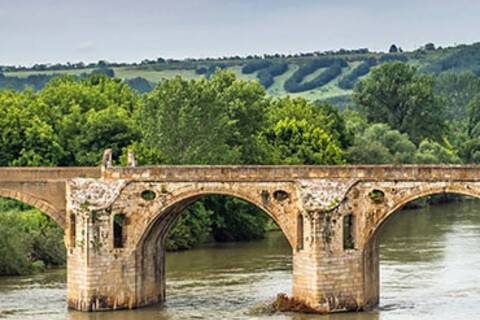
[195, 66, 208, 75]
[0, 209, 65, 275]
[338, 58, 377, 90]
[284, 58, 347, 93]
[257, 63, 288, 88]
[378, 54, 408, 63]
[242, 60, 272, 74]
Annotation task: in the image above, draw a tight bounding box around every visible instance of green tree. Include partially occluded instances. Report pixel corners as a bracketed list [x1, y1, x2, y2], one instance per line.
[467, 94, 480, 137]
[346, 123, 416, 164]
[264, 97, 345, 164]
[137, 74, 239, 164]
[0, 90, 63, 166]
[0, 208, 65, 275]
[354, 62, 446, 144]
[132, 71, 274, 248]
[165, 202, 212, 251]
[460, 137, 480, 163]
[435, 71, 480, 122]
[414, 139, 461, 164]
[38, 75, 139, 165]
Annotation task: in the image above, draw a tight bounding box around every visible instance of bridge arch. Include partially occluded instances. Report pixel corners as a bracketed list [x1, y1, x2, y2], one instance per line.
[135, 188, 295, 251]
[357, 182, 480, 309]
[0, 188, 65, 228]
[131, 185, 295, 308]
[364, 183, 480, 247]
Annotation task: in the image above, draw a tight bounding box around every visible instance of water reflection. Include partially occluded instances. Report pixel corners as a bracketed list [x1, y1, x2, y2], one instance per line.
[1, 200, 480, 319]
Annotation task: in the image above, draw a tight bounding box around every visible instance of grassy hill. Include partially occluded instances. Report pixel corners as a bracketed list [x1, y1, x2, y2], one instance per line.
[2, 42, 480, 105]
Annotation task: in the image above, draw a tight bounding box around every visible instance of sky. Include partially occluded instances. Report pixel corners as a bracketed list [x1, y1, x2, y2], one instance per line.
[1, 0, 480, 66]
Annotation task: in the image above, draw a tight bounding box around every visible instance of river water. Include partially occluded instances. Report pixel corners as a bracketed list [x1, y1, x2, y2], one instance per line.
[1, 200, 480, 320]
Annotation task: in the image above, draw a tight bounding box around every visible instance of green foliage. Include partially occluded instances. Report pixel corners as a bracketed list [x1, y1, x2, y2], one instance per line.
[132, 71, 273, 247]
[346, 123, 416, 164]
[426, 43, 480, 73]
[207, 197, 270, 242]
[135, 70, 268, 164]
[284, 58, 347, 93]
[4, 42, 480, 103]
[338, 58, 377, 90]
[414, 139, 461, 164]
[354, 62, 446, 144]
[0, 73, 54, 91]
[124, 77, 154, 93]
[435, 71, 480, 121]
[0, 90, 63, 166]
[460, 137, 480, 164]
[264, 97, 345, 164]
[165, 202, 212, 251]
[378, 54, 408, 63]
[37, 75, 139, 165]
[257, 63, 288, 88]
[0, 208, 65, 275]
[368, 190, 385, 203]
[467, 94, 480, 137]
[242, 60, 272, 74]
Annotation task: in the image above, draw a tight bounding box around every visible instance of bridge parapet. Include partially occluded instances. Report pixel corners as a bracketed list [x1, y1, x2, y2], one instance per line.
[102, 165, 480, 181]
[0, 167, 100, 181]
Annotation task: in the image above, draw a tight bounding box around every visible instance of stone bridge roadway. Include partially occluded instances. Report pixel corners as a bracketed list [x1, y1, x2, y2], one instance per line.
[1, 162, 480, 313]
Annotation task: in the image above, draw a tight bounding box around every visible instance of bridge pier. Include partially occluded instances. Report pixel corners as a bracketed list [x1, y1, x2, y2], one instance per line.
[291, 209, 379, 313]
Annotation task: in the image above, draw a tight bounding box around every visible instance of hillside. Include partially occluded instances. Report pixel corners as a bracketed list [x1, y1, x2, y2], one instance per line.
[2, 42, 480, 105]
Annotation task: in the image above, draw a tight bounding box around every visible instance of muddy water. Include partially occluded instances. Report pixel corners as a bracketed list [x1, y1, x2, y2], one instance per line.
[1, 200, 480, 320]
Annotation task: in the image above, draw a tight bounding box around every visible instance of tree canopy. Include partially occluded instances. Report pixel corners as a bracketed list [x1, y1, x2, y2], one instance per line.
[354, 62, 446, 144]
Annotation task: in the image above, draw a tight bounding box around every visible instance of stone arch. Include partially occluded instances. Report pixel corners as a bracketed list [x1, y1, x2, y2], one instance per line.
[362, 181, 480, 249]
[130, 183, 297, 307]
[356, 182, 480, 309]
[0, 188, 65, 228]
[136, 187, 295, 250]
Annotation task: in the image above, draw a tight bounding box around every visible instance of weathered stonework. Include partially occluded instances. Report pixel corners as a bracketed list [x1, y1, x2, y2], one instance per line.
[1, 164, 480, 313]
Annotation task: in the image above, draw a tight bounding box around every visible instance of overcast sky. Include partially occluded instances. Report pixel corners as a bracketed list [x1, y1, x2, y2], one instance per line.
[1, 0, 480, 66]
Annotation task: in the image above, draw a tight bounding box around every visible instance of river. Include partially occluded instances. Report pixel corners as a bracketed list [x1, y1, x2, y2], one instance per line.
[1, 200, 480, 320]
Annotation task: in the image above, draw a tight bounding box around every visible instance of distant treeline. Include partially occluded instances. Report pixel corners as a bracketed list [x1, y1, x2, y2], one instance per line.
[0, 68, 153, 93]
[0, 47, 372, 73]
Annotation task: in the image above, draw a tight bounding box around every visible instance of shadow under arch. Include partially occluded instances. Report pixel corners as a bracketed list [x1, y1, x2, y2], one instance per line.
[0, 188, 65, 228]
[134, 191, 293, 308]
[361, 186, 480, 309]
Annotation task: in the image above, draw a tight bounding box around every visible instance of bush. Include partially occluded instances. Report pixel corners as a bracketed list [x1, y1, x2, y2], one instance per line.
[0, 74, 54, 91]
[0, 208, 65, 275]
[242, 60, 272, 74]
[338, 58, 377, 90]
[204, 64, 227, 79]
[208, 197, 269, 242]
[124, 77, 153, 93]
[91, 68, 115, 77]
[166, 202, 213, 250]
[426, 44, 480, 73]
[195, 66, 208, 75]
[378, 54, 408, 63]
[257, 63, 288, 88]
[284, 58, 347, 93]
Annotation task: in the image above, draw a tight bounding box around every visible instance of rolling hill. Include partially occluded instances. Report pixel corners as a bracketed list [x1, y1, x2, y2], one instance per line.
[2, 42, 480, 106]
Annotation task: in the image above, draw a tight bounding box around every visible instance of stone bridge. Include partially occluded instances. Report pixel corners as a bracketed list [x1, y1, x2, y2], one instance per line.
[1, 155, 480, 313]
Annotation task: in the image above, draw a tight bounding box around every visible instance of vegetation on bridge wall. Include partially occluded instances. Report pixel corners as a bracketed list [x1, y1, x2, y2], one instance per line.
[2, 60, 480, 274]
